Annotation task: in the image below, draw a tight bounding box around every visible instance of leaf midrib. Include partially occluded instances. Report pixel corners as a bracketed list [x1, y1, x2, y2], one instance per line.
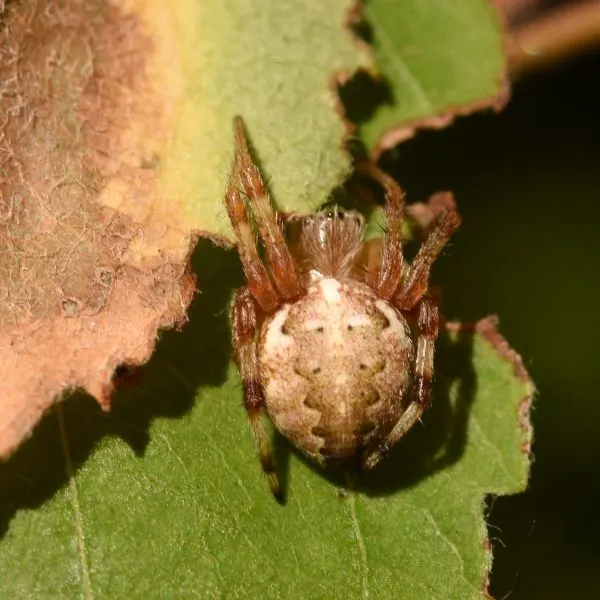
[57, 404, 94, 600]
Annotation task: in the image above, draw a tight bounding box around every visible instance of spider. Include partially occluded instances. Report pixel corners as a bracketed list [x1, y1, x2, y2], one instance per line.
[225, 116, 461, 500]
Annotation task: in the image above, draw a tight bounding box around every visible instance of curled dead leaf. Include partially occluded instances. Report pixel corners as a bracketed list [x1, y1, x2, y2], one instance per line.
[0, 0, 197, 457]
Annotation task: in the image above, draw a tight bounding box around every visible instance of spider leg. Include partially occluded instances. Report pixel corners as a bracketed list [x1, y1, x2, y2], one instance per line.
[225, 160, 279, 314]
[232, 116, 301, 301]
[356, 162, 406, 299]
[362, 295, 439, 470]
[394, 204, 460, 311]
[231, 285, 282, 500]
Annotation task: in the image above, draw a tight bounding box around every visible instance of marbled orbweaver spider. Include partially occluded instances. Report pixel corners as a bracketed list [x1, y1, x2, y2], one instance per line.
[225, 117, 461, 500]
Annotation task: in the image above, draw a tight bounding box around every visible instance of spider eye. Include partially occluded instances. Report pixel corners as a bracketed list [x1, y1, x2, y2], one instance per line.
[324, 208, 345, 220]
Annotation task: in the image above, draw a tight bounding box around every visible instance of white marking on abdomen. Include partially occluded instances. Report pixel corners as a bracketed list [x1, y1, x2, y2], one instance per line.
[347, 314, 370, 329]
[264, 305, 293, 354]
[376, 300, 406, 337]
[319, 278, 341, 304]
[304, 318, 327, 332]
[335, 373, 348, 386]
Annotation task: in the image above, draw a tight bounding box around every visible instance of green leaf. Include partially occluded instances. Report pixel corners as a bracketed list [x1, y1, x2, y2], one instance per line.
[163, 0, 366, 237]
[355, 0, 507, 152]
[0, 242, 531, 599]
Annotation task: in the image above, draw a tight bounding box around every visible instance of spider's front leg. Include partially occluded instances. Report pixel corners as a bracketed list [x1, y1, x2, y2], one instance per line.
[355, 161, 406, 299]
[226, 117, 303, 501]
[361, 191, 457, 469]
[232, 116, 301, 301]
[394, 206, 461, 311]
[231, 286, 282, 500]
[362, 295, 439, 470]
[225, 165, 278, 313]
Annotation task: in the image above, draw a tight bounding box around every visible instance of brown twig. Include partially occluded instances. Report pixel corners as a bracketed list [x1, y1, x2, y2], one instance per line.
[494, 0, 547, 25]
[506, 1, 600, 76]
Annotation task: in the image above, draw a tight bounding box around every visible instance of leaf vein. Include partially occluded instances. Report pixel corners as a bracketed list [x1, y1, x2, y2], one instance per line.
[367, 10, 434, 113]
[348, 493, 370, 600]
[470, 417, 521, 488]
[57, 405, 94, 600]
[419, 505, 479, 594]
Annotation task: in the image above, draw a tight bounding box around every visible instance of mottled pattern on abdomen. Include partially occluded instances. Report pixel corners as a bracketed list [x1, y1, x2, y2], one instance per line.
[258, 277, 414, 463]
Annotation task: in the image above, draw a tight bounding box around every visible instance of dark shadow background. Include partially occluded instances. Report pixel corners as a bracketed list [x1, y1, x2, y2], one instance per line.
[375, 50, 600, 600]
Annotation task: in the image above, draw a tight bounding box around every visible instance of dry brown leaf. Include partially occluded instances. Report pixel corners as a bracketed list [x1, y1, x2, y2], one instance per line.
[0, 0, 197, 457]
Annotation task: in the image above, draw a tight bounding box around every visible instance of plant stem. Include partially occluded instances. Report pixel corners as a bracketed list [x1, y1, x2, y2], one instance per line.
[506, 1, 600, 76]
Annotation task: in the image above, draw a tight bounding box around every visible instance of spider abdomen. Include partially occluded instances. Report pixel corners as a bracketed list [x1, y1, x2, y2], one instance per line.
[258, 277, 414, 464]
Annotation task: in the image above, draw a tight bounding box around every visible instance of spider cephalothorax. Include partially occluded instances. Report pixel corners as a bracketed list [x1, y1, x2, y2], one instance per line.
[225, 116, 460, 499]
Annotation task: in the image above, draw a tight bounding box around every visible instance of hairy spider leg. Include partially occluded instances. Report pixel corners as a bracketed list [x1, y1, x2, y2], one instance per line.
[225, 177, 278, 313]
[394, 207, 461, 311]
[231, 286, 282, 501]
[362, 295, 439, 470]
[232, 116, 301, 301]
[356, 162, 406, 299]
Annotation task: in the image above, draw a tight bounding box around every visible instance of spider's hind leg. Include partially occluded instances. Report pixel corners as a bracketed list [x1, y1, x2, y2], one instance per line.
[231, 285, 282, 501]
